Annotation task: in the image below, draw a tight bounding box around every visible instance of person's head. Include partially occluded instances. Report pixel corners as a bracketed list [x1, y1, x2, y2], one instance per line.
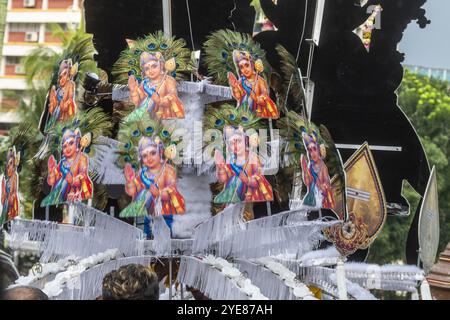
[1, 286, 48, 300]
[233, 50, 255, 79]
[138, 136, 164, 169]
[102, 264, 159, 300]
[224, 125, 247, 157]
[61, 128, 81, 159]
[6, 147, 17, 178]
[140, 52, 165, 80]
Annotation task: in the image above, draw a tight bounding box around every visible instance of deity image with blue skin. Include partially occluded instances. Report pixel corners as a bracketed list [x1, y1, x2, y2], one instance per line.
[127, 51, 184, 121]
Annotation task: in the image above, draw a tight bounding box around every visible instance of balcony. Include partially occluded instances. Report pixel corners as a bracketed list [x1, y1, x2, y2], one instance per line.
[6, 8, 81, 23]
[0, 76, 27, 90]
[3, 42, 63, 56]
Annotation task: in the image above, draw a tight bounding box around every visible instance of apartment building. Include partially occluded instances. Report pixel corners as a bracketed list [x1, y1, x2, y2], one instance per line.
[0, 0, 83, 135]
[404, 64, 450, 83]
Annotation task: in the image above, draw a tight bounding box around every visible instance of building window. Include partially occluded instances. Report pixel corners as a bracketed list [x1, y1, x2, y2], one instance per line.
[9, 23, 41, 32]
[5, 56, 22, 65]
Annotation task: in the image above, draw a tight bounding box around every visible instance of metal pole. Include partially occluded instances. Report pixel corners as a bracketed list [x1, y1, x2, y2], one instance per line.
[162, 0, 172, 37]
[169, 256, 173, 300]
[45, 206, 49, 221]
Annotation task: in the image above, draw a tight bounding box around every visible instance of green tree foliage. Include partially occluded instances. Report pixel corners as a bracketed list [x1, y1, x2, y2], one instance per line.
[368, 70, 450, 265]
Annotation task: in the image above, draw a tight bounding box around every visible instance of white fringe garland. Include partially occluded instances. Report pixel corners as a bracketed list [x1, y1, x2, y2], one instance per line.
[215, 220, 339, 259]
[10, 204, 144, 262]
[43, 249, 119, 299]
[53, 255, 156, 300]
[90, 136, 125, 185]
[177, 256, 267, 300]
[192, 203, 246, 253]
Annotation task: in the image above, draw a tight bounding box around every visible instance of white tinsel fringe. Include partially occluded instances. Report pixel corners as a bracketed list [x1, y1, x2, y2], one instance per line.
[9, 204, 144, 262]
[43, 249, 119, 299]
[177, 256, 267, 300]
[53, 255, 156, 300]
[192, 203, 246, 253]
[215, 220, 339, 259]
[90, 136, 125, 185]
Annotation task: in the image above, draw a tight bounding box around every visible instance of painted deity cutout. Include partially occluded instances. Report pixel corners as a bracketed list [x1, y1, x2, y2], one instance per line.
[214, 125, 273, 204]
[41, 128, 93, 207]
[44, 59, 78, 132]
[0, 147, 20, 225]
[128, 51, 184, 120]
[353, 5, 382, 52]
[228, 50, 279, 119]
[300, 128, 335, 209]
[120, 136, 185, 237]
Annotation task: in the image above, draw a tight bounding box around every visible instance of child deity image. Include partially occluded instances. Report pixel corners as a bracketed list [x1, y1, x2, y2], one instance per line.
[41, 128, 93, 207]
[300, 129, 335, 209]
[128, 51, 185, 120]
[45, 59, 78, 131]
[1, 147, 20, 225]
[228, 50, 279, 119]
[121, 136, 185, 235]
[214, 125, 273, 204]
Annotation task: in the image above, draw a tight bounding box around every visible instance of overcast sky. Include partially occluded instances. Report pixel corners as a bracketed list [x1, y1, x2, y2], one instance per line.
[399, 0, 450, 69]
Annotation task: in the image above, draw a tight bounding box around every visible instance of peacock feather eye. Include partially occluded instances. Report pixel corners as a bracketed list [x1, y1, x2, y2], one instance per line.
[135, 76, 142, 83]
[241, 116, 249, 123]
[147, 43, 156, 50]
[84, 146, 91, 154]
[294, 143, 302, 150]
[160, 43, 168, 50]
[161, 130, 170, 138]
[134, 49, 142, 56]
[232, 42, 238, 48]
[239, 43, 245, 49]
[171, 72, 177, 78]
[221, 51, 228, 59]
[228, 114, 236, 121]
[145, 126, 154, 135]
[215, 119, 224, 127]
[128, 59, 135, 66]
[131, 163, 138, 170]
[293, 132, 301, 140]
[128, 70, 135, 76]
[124, 142, 132, 150]
[132, 129, 141, 138]
[124, 155, 131, 163]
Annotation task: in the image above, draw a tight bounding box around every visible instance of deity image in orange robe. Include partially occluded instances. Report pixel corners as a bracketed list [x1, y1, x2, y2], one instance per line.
[1, 147, 20, 224]
[128, 51, 184, 120]
[46, 59, 78, 131]
[300, 130, 335, 209]
[215, 126, 273, 204]
[227, 50, 279, 119]
[41, 128, 93, 207]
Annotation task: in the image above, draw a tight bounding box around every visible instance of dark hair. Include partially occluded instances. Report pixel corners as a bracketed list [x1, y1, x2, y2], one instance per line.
[102, 264, 159, 300]
[1, 286, 48, 300]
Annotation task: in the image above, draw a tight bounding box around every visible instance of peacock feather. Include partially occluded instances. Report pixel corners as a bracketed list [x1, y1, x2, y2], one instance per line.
[115, 112, 178, 170]
[203, 29, 271, 86]
[111, 30, 192, 85]
[278, 111, 346, 196]
[42, 107, 113, 160]
[275, 44, 304, 114]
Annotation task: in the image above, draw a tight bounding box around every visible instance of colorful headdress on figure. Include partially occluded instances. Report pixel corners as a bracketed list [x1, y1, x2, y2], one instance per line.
[139, 51, 166, 69]
[116, 112, 178, 170]
[138, 136, 165, 164]
[61, 128, 82, 148]
[58, 58, 78, 80]
[112, 31, 191, 85]
[6, 147, 19, 167]
[301, 127, 327, 160]
[203, 29, 270, 85]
